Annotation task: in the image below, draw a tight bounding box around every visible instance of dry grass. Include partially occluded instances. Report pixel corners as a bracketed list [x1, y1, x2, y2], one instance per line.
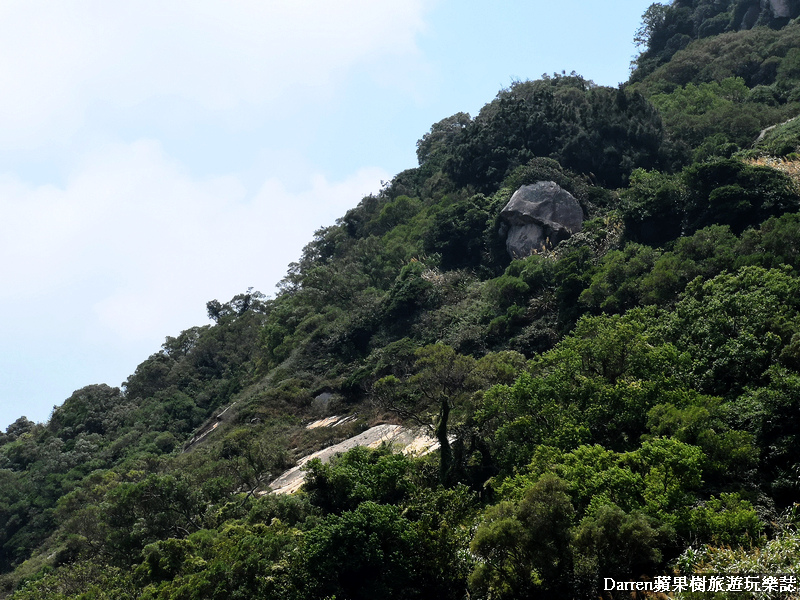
[745, 155, 800, 192]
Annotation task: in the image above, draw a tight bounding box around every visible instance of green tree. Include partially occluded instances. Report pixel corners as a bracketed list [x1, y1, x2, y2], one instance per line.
[302, 447, 414, 514]
[663, 266, 800, 396]
[469, 474, 575, 599]
[688, 493, 763, 548]
[572, 504, 662, 595]
[620, 168, 686, 245]
[634, 437, 704, 525]
[300, 501, 466, 600]
[375, 344, 476, 484]
[683, 159, 800, 234]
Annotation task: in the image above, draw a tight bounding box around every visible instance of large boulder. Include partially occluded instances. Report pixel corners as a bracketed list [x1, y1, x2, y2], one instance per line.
[499, 181, 583, 258]
[762, 0, 793, 18]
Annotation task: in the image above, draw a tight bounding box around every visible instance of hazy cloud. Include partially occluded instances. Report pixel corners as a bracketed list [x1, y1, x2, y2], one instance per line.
[0, 0, 429, 148]
[1, 139, 387, 343]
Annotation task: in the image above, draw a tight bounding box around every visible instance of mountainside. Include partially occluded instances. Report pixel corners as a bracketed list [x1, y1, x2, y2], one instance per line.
[3, 3, 800, 599]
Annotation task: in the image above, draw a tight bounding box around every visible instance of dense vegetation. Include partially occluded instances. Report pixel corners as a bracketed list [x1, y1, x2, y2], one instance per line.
[3, 2, 800, 598]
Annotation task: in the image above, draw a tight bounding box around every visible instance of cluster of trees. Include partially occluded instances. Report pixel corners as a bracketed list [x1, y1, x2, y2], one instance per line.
[632, 9, 800, 160]
[439, 74, 668, 191]
[3, 3, 800, 599]
[620, 158, 799, 244]
[631, 0, 800, 82]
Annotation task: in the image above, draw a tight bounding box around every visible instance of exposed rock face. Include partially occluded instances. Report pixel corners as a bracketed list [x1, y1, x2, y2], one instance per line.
[311, 392, 334, 415]
[762, 0, 792, 18]
[267, 423, 443, 495]
[499, 181, 583, 258]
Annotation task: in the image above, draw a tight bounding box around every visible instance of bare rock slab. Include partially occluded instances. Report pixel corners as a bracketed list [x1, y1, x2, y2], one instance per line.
[762, 0, 793, 18]
[499, 181, 583, 258]
[267, 424, 441, 495]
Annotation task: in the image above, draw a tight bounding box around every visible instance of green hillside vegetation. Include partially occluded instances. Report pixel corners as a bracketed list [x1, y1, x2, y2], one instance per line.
[3, 3, 800, 599]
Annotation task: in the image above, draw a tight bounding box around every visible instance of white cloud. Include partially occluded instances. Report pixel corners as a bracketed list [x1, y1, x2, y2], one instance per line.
[0, 0, 426, 429]
[0, 0, 429, 147]
[0, 140, 388, 344]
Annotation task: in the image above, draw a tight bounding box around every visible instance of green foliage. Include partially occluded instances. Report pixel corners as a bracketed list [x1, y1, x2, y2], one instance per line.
[479, 310, 688, 472]
[9, 561, 137, 600]
[484, 274, 530, 309]
[621, 159, 800, 245]
[582, 214, 800, 312]
[498, 445, 643, 514]
[470, 474, 575, 599]
[634, 3, 672, 52]
[101, 472, 208, 560]
[135, 521, 299, 600]
[572, 504, 662, 595]
[649, 77, 781, 152]
[48, 385, 126, 441]
[688, 493, 763, 548]
[646, 395, 758, 485]
[751, 116, 800, 156]
[445, 75, 665, 191]
[300, 500, 468, 600]
[663, 265, 800, 396]
[374, 195, 423, 234]
[127, 291, 269, 410]
[375, 344, 478, 484]
[422, 195, 491, 269]
[676, 523, 800, 591]
[632, 3, 800, 83]
[620, 168, 686, 244]
[383, 260, 433, 322]
[502, 157, 590, 204]
[416, 112, 471, 167]
[6, 8, 800, 598]
[738, 368, 800, 503]
[580, 243, 660, 312]
[683, 158, 800, 233]
[671, 22, 800, 90]
[303, 447, 414, 514]
[217, 427, 290, 500]
[635, 437, 705, 525]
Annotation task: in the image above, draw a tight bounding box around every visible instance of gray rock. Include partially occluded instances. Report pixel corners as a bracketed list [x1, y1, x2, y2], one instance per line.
[267, 424, 442, 495]
[499, 181, 583, 258]
[311, 392, 333, 415]
[762, 0, 792, 18]
[741, 4, 760, 28]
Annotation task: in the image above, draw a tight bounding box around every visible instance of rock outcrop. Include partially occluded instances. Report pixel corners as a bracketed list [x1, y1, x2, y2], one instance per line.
[762, 0, 793, 18]
[499, 181, 583, 258]
[267, 423, 442, 495]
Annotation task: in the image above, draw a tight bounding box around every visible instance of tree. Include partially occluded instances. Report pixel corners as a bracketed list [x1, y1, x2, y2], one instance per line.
[300, 501, 466, 600]
[634, 437, 704, 526]
[572, 504, 662, 595]
[664, 266, 800, 396]
[302, 446, 414, 514]
[634, 3, 671, 51]
[620, 168, 685, 245]
[206, 288, 267, 323]
[445, 75, 665, 191]
[682, 159, 800, 234]
[218, 428, 289, 503]
[374, 344, 476, 485]
[469, 474, 575, 599]
[416, 112, 471, 166]
[423, 195, 491, 270]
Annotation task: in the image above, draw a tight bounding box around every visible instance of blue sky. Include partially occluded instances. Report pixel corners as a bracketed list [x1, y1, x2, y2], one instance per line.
[0, 0, 656, 430]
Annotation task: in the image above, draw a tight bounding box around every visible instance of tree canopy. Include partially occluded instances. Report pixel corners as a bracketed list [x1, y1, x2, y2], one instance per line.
[4, 4, 800, 599]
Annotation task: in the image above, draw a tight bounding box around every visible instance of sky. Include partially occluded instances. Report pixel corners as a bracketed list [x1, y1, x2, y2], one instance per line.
[0, 0, 656, 430]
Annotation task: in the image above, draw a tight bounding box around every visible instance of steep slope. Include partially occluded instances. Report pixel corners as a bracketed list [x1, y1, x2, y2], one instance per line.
[3, 4, 800, 599]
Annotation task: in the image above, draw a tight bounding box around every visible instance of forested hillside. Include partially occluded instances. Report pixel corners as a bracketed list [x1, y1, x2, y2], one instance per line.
[3, 1, 800, 598]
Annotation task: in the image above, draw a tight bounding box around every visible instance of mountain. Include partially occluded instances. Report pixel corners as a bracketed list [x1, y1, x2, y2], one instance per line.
[3, 3, 800, 598]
